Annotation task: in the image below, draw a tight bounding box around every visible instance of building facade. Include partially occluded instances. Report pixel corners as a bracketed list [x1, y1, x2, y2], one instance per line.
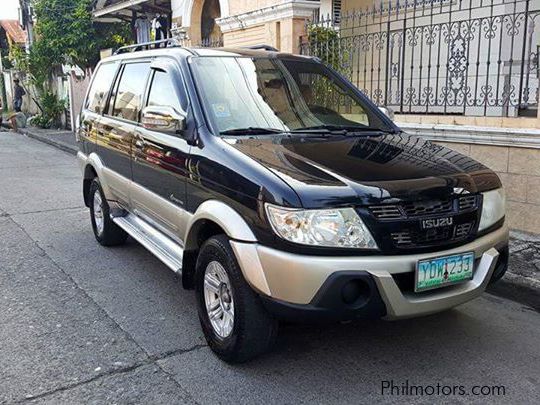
[92, 0, 325, 52]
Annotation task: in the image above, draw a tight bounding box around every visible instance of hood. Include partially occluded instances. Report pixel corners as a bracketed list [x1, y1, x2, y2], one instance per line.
[226, 133, 501, 208]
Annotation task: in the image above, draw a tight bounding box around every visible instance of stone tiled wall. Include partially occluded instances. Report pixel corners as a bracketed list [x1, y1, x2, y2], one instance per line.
[436, 142, 540, 234]
[397, 114, 539, 129]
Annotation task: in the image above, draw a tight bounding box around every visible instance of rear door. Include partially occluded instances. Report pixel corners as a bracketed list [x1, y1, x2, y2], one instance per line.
[130, 58, 191, 241]
[96, 61, 151, 205]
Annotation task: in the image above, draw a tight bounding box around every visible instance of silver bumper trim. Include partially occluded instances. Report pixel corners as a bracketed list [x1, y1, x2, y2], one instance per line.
[231, 225, 508, 319]
[374, 248, 498, 320]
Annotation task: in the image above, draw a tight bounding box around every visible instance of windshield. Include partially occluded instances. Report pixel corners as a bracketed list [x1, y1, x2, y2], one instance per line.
[190, 57, 393, 134]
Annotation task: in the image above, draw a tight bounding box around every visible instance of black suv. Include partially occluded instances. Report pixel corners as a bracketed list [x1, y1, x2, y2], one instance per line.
[77, 42, 509, 362]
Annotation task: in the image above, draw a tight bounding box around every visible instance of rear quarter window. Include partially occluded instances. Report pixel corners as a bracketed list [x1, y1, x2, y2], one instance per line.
[85, 62, 118, 114]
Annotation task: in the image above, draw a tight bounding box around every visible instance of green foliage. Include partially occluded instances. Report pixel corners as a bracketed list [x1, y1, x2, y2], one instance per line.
[306, 26, 352, 110]
[10, 0, 131, 85]
[307, 26, 344, 72]
[9, 45, 29, 74]
[32, 0, 131, 69]
[6, 0, 130, 127]
[30, 91, 66, 128]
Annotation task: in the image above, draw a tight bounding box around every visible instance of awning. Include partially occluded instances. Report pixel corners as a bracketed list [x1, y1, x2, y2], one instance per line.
[93, 0, 171, 20]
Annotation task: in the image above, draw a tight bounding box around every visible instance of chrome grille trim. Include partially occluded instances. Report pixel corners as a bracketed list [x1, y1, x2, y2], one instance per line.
[458, 195, 477, 211]
[390, 221, 475, 247]
[369, 194, 480, 220]
[402, 199, 453, 217]
[454, 222, 474, 238]
[369, 205, 402, 219]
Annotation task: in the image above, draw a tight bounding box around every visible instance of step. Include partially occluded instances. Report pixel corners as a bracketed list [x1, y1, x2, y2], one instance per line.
[113, 214, 183, 274]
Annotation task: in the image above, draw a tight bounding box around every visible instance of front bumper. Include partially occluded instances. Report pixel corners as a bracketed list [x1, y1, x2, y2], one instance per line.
[230, 224, 509, 321]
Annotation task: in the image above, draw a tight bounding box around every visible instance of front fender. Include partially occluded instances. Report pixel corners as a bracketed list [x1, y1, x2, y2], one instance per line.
[184, 200, 272, 295]
[184, 200, 257, 247]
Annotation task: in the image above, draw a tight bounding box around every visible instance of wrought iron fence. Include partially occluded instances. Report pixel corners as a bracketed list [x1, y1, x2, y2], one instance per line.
[300, 0, 540, 117]
[198, 35, 224, 48]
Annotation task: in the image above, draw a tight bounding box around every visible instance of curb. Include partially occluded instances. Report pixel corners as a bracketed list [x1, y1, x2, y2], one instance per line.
[19, 128, 78, 156]
[17, 126, 540, 312]
[487, 274, 540, 312]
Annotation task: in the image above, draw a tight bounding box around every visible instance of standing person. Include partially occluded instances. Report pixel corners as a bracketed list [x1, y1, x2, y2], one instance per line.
[13, 79, 26, 112]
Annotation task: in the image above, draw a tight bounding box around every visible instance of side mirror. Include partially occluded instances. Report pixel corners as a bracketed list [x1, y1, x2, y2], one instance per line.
[378, 106, 395, 121]
[141, 105, 187, 134]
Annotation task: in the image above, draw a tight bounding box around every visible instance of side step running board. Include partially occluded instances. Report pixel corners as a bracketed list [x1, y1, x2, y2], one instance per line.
[113, 214, 183, 274]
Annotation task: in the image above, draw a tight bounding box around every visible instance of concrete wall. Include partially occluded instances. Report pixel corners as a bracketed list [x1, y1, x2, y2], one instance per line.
[68, 73, 91, 130]
[228, 0, 279, 15]
[222, 24, 268, 46]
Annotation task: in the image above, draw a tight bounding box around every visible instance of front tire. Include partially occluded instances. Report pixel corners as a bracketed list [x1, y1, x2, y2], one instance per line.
[89, 178, 127, 246]
[195, 235, 278, 363]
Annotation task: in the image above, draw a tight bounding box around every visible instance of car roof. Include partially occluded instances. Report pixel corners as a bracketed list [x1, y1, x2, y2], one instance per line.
[100, 46, 315, 64]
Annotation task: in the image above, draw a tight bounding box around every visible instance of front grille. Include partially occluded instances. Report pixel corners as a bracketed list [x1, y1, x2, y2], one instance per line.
[391, 228, 451, 247]
[369, 195, 479, 220]
[455, 222, 473, 238]
[369, 205, 402, 220]
[367, 194, 480, 250]
[402, 199, 453, 217]
[390, 221, 475, 248]
[458, 195, 477, 211]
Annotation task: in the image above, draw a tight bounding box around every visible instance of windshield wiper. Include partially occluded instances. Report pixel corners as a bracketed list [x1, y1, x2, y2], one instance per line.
[290, 125, 396, 134]
[220, 127, 286, 136]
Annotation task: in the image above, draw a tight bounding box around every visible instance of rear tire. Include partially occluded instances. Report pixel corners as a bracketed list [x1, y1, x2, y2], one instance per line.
[89, 178, 127, 246]
[195, 234, 278, 363]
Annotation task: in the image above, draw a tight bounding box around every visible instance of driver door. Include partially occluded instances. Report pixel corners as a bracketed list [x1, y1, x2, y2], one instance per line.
[130, 60, 191, 242]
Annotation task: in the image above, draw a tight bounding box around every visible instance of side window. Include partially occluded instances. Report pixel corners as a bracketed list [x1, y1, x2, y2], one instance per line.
[147, 70, 184, 112]
[112, 62, 150, 122]
[86, 63, 118, 114]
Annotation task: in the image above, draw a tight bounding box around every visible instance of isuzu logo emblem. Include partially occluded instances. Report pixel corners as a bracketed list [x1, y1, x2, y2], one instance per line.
[421, 217, 453, 229]
[453, 187, 470, 195]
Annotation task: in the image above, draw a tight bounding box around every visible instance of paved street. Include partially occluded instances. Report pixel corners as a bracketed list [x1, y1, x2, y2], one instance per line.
[0, 131, 539, 404]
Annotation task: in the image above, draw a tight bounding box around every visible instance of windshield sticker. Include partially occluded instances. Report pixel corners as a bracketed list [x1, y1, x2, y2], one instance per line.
[212, 103, 231, 118]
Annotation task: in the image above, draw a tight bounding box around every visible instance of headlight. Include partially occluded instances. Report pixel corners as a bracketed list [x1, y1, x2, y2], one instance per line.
[478, 188, 505, 231]
[265, 204, 378, 249]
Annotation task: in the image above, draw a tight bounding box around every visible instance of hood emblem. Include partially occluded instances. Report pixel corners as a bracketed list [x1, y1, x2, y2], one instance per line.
[453, 187, 470, 195]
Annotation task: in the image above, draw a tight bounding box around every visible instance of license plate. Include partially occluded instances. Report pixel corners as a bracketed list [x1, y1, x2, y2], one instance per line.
[415, 252, 474, 292]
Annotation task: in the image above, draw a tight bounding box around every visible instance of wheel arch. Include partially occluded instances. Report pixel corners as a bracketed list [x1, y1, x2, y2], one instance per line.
[78, 152, 114, 206]
[181, 200, 258, 289]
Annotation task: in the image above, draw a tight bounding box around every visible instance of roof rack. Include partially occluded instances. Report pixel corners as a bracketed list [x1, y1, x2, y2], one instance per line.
[114, 38, 184, 55]
[243, 44, 278, 52]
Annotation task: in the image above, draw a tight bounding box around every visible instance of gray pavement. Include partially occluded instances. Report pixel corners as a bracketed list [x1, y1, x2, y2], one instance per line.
[0, 131, 539, 404]
[17, 127, 78, 155]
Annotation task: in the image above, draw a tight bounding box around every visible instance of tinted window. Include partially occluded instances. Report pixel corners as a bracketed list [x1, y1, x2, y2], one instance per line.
[112, 62, 150, 122]
[86, 62, 117, 114]
[147, 70, 183, 112]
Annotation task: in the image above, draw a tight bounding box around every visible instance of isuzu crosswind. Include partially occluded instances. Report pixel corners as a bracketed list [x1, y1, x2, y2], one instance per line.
[77, 41, 508, 362]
